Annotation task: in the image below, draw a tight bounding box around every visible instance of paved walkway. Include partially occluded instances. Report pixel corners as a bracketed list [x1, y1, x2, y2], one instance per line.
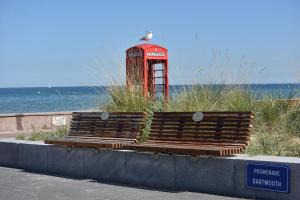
[0, 167, 248, 200]
[0, 132, 32, 139]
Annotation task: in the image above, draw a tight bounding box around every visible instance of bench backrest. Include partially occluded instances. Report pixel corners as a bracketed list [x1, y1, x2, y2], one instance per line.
[69, 112, 145, 139]
[149, 112, 254, 146]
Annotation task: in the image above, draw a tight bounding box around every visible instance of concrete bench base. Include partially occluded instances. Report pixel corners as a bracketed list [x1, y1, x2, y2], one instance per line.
[0, 138, 299, 200]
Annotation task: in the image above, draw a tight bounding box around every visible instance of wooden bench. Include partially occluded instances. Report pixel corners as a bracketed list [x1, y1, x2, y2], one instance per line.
[45, 112, 145, 149]
[127, 112, 254, 156]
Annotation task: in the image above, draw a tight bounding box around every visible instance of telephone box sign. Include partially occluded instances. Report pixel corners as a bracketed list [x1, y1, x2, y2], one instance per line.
[246, 163, 290, 193]
[146, 52, 165, 57]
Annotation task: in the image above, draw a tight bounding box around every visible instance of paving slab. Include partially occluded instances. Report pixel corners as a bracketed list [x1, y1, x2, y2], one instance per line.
[0, 166, 248, 200]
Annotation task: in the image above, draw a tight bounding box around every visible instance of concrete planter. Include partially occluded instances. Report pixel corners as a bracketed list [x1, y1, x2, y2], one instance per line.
[0, 138, 299, 200]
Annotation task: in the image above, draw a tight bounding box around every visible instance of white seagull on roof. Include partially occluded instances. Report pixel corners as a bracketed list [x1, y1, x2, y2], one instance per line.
[139, 31, 152, 41]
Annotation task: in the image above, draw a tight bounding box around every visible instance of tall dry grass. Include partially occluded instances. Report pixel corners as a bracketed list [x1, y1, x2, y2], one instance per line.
[103, 84, 300, 157]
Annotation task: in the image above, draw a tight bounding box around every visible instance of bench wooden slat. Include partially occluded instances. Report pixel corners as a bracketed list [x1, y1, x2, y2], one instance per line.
[65, 135, 137, 141]
[69, 130, 141, 135]
[69, 127, 141, 132]
[69, 126, 142, 130]
[151, 119, 252, 123]
[153, 112, 252, 116]
[143, 137, 249, 144]
[127, 143, 243, 156]
[47, 139, 134, 149]
[144, 140, 246, 147]
[152, 117, 252, 121]
[71, 120, 144, 124]
[130, 142, 243, 150]
[150, 126, 251, 132]
[151, 123, 252, 127]
[148, 133, 250, 140]
[72, 111, 144, 115]
[154, 111, 253, 115]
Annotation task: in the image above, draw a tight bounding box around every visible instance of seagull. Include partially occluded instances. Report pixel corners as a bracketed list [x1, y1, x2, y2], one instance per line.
[139, 31, 152, 41]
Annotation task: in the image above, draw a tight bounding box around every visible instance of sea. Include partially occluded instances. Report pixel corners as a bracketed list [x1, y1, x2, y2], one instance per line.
[0, 84, 299, 114]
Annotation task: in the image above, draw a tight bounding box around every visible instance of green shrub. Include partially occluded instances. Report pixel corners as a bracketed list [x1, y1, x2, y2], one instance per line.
[246, 125, 300, 157]
[139, 102, 154, 142]
[168, 85, 224, 111]
[246, 97, 300, 157]
[255, 96, 290, 125]
[222, 87, 255, 111]
[16, 127, 68, 141]
[15, 134, 26, 140]
[246, 124, 287, 156]
[285, 105, 300, 137]
[103, 86, 150, 112]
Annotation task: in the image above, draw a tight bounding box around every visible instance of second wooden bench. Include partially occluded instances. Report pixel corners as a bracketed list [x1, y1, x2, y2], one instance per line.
[127, 112, 254, 156]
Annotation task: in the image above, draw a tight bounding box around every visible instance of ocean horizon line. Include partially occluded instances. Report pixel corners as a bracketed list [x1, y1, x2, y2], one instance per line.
[0, 82, 299, 89]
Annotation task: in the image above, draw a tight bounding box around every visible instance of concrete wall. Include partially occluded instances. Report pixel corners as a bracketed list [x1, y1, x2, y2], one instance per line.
[0, 112, 72, 133]
[0, 138, 299, 200]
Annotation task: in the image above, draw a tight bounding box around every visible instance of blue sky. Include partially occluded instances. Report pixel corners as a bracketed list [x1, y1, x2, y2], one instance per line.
[0, 0, 299, 87]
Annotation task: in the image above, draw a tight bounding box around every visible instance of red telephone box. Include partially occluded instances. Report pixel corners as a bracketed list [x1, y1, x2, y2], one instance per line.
[126, 44, 169, 99]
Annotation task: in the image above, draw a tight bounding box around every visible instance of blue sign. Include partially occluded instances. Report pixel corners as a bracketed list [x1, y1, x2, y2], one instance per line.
[246, 163, 290, 193]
